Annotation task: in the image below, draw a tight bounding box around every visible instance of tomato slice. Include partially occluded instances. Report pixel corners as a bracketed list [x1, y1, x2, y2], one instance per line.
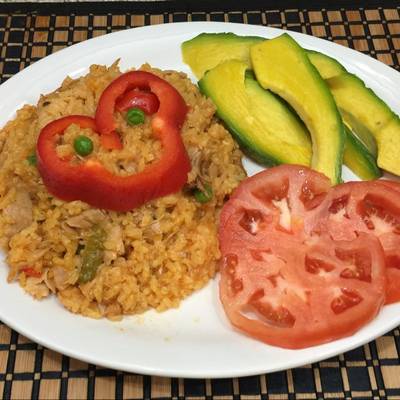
[317, 181, 400, 304]
[220, 164, 332, 236]
[219, 165, 386, 349]
[376, 179, 400, 193]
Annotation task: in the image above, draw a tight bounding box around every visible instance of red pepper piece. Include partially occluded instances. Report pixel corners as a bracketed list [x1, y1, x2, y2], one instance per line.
[37, 115, 98, 202]
[37, 72, 191, 212]
[21, 267, 42, 278]
[115, 89, 160, 114]
[95, 71, 187, 137]
[100, 132, 123, 150]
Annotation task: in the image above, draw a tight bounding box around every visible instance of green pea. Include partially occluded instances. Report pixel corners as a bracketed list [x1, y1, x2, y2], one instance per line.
[126, 108, 145, 126]
[194, 184, 213, 203]
[74, 135, 93, 157]
[27, 153, 37, 166]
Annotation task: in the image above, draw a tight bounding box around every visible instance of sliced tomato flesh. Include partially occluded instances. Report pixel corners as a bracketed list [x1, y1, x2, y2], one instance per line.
[219, 165, 387, 349]
[319, 181, 400, 303]
[331, 288, 363, 314]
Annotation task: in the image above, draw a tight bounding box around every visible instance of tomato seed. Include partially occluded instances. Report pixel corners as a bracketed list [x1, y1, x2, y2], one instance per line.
[340, 267, 371, 282]
[248, 288, 265, 303]
[267, 274, 279, 288]
[224, 255, 238, 277]
[252, 178, 289, 203]
[328, 195, 349, 213]
[331, 288, 363, 314]
[250, 301, 296, 328]
[250, 249, 264, 261]
[239, 209, 265, 235]
[224, 253, 238, 270]
[232, 278, 243, 294]
[386, 254, 400, 270]
[305, 255, 335, 274]
[300, 182, 327, 210]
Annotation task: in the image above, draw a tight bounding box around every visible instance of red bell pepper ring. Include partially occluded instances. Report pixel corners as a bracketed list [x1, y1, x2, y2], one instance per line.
[95, 71, 187, 138]
[37, 72, 191, 212]
[97, 90, 160, 150]
[115, 89, 160, 114]
[37, 115, 99, 203]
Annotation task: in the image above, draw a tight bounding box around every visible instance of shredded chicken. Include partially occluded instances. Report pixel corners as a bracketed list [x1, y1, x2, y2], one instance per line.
[66, 209, 105, 229]
[188, 148, 202, 179]
[3, 188, 33, 237]
[103, 225, 125, 264]
[53, 267, 70, 291]
[43, 269, 56, 293]
[52, 266, 79, 291]
[24, 277, 50, 299]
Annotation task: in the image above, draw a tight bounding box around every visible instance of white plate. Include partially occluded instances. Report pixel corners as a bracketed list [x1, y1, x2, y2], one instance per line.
[0, 22, 399, 379]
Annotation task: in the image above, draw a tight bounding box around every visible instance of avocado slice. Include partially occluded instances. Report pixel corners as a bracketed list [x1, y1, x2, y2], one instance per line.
[341, 110, 378, 157]
[327, 73, 400, 175]
[343, 125, 381, 180]
[181, 32, 383, 180]
[182, 33, 264, 79]
[182, 33, 345, 80]
[199, 60, 312, 166]
[308, 52, 380, 179]
[306, 50, 347, 79]
[250, 34, 344, 184]
[306, 52, 377, 156]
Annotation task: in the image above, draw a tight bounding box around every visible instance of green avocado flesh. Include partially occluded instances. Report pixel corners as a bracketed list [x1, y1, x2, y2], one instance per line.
[199, 60, 312, 166]
[308, 51, 380, 179]
[250, 34, 344, 184]
[182, 33, 345, 80]
[182, 33, 264, 79]
[327, 73, 400, 176]
[181, 32, 396, 180]
[306, 50, 347, 79]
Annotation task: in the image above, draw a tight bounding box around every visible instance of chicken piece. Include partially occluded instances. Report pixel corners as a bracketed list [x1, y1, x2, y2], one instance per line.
[103, 225, 125, 264]
[65, 209, 105, 229]
[3, 188, 33, 238]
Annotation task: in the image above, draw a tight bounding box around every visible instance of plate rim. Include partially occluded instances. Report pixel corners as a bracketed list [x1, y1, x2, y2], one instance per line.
[0, 21, 400, 378]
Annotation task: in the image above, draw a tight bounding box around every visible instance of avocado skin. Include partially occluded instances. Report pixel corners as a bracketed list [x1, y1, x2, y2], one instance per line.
[343, 125, 381, 180]
[306, 50, 347, 79]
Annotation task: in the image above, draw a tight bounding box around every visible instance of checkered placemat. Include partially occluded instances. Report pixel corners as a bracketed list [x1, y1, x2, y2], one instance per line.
[0, 1, 400, 399]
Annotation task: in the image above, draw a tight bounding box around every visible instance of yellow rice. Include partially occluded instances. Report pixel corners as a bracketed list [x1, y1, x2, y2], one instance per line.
[0, 62, 245, 319]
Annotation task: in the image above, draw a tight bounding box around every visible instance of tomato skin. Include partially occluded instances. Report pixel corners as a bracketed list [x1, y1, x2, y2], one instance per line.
[219, 165, 387, 349]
